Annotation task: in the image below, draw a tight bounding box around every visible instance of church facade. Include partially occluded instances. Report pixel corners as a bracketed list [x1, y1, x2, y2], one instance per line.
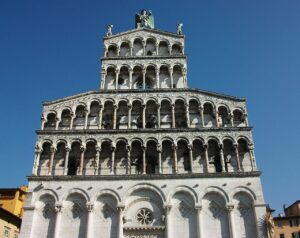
[20, 10, 267, 238]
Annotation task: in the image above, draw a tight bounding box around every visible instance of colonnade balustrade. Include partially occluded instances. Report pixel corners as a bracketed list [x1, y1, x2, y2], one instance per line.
[32, 138, 257, 177]
[104, 39, 184, 58]
[101, 64, 187, 90]
[42, 101, 248, 131]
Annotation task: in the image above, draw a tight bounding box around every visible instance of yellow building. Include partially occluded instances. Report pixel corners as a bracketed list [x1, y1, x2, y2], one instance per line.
[274, 201, 300, 238]
[0, 186, 27, 218]
[0, 186, 27, 238]
[0, 207, 21, 238]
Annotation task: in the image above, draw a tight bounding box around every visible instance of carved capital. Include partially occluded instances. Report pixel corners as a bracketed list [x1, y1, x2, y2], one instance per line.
[226, 205, 234, 212]
[55, 204, 63, 213]
[87, 203, 94, 212]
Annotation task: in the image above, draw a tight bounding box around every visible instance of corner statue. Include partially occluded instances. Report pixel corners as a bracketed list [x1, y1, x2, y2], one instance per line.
[135, 9, 155, 29]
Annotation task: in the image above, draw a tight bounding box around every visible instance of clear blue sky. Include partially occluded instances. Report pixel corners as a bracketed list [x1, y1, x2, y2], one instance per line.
[0, 0, 299, 214]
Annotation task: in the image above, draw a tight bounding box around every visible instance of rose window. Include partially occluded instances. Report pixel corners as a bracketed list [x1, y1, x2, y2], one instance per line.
[136, 208, 153, 225]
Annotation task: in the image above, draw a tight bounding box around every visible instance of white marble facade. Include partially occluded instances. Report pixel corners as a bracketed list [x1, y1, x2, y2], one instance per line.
[20, 10, 268, 238]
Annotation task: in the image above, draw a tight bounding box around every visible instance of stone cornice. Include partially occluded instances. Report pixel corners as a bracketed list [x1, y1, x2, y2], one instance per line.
[27, 171, 261, 182]
[103, 27, 184, 40]
[101, 55, 187, 61]
[36, 127, 252, 135]
[42, 88, 245, 106]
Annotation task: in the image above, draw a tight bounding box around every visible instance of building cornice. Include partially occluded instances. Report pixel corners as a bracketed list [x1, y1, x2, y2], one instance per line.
[103, 27, 185, 40]
[28, 171, 261, 182]
[36, 127, 252, 135]
[101, 55, 187, 61]
[43, 88, 246, 106]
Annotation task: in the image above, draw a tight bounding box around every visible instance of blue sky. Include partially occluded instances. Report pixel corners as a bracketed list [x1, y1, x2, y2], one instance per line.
[0, 0, 299, 214]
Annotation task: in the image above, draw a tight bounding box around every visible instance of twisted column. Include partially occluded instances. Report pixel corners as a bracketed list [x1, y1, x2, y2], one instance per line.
[126, 145, 131, 175]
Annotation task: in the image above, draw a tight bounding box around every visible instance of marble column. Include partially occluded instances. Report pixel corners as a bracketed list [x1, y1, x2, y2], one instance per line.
[48, 146, 56, 175]
[69, 113, 74, 130]
[95, 147, 100, 175]
[63, 147, 70, 175]
[86, 204, 94, 238]
[173, 144, 178, 173]
[115, 68, 119, 90]
[230, 112, 234, 127]
[204, 144, 209, 173]
[226, 205, 236, 238]
[142, 145, 146, 174]
[215, 110, 219, 127]
[41, 116, 45, 130]
[185, 104, 190, 128]
[249, 145, 257, 171]
[188, 144, 193, 173]
[156, 103, 161, 128]
[111, 146, 116, 174]
[182, 67, 187, 87]
[32, 147, 42, 175]
[142, 40, 146, 56]
[55, 117, 60, 130]
[164, 205, 172, 238]
[219, 145, 225, 172]
[195, 205, 203, 238]
[142, 104, 146, 128]
[128, 104, 132, 129]
[171, 103, 176, 128]
[169, 67, 174, 88]
[78, 146, 85, 175]
[234, 144, 241, 171]
[129, 68, 133, 89]
[142, 68, 146, 89]
[199, 106, 204, 127]
[84, 109, 89, 129]
[155, 42, 159, 55]
[244, 113, 249, 126]
[157, 144, 162, 174]
[101, 68, 106, 89]
[98, 106, 103, 129]
[113, 104, 118, 129]
[156, 69, 160, 88]
[117, 205, 125, 238]
[54, 204, 62, 238]
[126, 146, 131, 175]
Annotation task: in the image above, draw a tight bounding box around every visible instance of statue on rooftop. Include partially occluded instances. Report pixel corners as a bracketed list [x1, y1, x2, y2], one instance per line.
[177, 23, 183, 35]
[106, 24, 113, 37]
[135, 9, 155, 29]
